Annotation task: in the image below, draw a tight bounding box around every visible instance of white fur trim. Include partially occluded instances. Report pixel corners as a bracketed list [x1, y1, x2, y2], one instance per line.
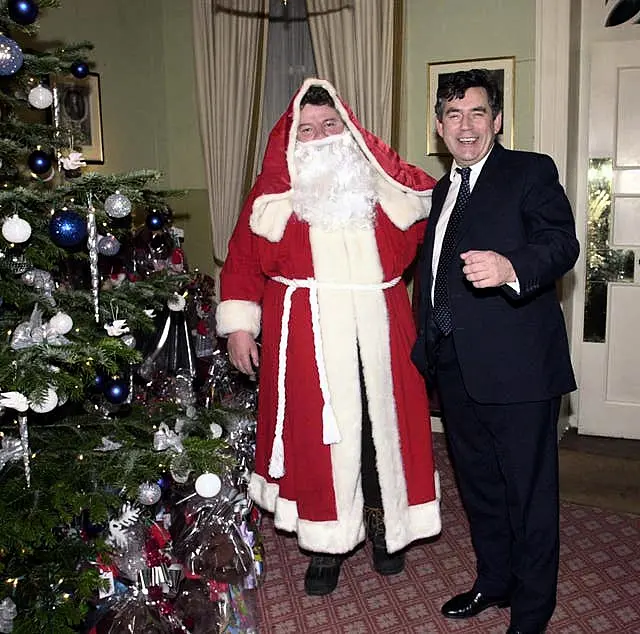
[249, 470, 441, 553]
[215, 300, 261, 338]
[377, 175, 432, 228]
[250, 192, 294, 242]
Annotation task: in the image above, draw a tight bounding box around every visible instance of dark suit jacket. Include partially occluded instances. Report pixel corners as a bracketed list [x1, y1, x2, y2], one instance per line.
[411, 143, 579, 404]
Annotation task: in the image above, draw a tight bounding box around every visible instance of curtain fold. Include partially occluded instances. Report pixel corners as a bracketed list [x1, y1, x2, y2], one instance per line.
[305, 0, 398, 143]
[191, 0, 269, 266]
[258, 0, 317, 166]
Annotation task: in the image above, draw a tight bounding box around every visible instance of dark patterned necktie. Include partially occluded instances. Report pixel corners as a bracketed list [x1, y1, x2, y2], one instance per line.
[432, 166, 472, 336]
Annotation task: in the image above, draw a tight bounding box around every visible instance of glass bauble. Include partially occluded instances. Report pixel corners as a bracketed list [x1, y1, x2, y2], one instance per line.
[2, 214, 31, 243]
[27, 85, 53, 109]
[49, 210, 87, 247]
[8, 0, 39, 25]
[104, 192, 132, 218]
[0, 35, 23, 76]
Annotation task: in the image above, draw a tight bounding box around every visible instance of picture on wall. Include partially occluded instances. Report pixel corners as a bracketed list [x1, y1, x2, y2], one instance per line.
[51, 72, 104, 164]
[426, 56, 515, 156]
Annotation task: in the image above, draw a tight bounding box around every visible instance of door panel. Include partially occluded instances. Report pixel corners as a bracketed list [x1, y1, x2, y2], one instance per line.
[580, 40, 640, 438]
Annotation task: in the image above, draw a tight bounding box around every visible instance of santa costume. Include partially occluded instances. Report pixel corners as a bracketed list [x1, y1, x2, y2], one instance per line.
[216, 78, 441, 558]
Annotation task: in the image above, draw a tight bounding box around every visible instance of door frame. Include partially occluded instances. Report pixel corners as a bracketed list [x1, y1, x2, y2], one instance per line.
[535, 0, 584, 432]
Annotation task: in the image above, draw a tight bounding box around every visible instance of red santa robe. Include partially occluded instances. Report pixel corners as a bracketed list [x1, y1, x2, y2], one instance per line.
[216, 78, 441, 554]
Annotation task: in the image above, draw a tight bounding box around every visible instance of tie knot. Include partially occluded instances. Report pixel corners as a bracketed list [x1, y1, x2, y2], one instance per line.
[456, 166, 471, 182]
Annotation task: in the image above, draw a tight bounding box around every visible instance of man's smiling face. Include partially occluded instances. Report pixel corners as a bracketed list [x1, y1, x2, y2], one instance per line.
[436, 86, 502, 166]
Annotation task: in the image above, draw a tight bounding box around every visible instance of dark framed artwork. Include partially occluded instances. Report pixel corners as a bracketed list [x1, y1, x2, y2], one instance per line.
[51, 72, 104, 164]
[426, 56, 515, 156]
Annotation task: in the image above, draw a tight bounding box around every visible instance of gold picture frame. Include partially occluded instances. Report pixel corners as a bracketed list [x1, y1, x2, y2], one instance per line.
[51, 72, 104, 164]
[426, 56, 515, 156]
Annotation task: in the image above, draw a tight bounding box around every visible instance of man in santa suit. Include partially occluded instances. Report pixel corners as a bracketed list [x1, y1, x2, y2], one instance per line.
[216, 78, 441, 595]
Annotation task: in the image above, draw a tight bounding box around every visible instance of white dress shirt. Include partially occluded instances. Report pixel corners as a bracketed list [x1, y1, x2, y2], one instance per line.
[430, 146, 519, 302]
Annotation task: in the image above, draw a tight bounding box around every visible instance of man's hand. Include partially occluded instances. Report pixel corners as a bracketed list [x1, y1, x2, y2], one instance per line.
[227, 330, 259, 377]
[461, 250, 516, 288]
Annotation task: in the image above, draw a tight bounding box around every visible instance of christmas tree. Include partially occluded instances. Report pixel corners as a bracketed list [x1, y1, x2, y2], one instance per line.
[0, 2, 261, 632]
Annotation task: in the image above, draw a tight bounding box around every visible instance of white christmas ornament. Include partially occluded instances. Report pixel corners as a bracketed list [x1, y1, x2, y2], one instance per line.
[28, 85, 53, 109]
[104, 319, 130, 337]
[30, 386, 58, 414]
[209, 423, 223, 439]
[2, 214, 31, 243]
[48, 311, 73, 335]
[104, 192, 132, 218]
[195, 472, 221, 498]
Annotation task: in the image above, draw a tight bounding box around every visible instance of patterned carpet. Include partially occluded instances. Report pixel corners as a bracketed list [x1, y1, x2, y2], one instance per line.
[256, 434, 640, 633]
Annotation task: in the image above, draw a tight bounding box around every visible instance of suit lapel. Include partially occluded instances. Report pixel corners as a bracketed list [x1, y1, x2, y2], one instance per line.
[454, 143, 506, 247]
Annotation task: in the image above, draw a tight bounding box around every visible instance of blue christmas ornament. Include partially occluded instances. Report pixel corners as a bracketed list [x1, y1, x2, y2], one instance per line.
[145, 210, 165, 231]
[93, 374, 106, 391]
[8, 0, 39, 25]
[0, 35, 24, 76]
[104, 378, 129, 404]
[27, 149, 52, 174]
[70, 60, 89, 79]
[49, 210, 87, 247]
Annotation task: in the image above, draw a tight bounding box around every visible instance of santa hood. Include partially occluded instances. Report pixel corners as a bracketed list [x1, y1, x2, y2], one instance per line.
[250, 78, 436, 242]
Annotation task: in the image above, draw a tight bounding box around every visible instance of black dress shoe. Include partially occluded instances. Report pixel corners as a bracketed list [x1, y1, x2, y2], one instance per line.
[304, 555, 343, 596]
[441, 590, 510, 619]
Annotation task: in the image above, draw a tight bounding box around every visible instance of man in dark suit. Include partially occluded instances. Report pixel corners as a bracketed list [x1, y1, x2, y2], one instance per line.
[412, 69, 579, 634]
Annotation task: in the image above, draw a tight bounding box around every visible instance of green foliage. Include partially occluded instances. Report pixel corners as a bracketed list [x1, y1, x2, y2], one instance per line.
[0, 4, 230, 632]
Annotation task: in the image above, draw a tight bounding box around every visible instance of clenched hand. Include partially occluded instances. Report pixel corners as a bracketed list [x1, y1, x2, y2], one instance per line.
[461, 250, 516, 288]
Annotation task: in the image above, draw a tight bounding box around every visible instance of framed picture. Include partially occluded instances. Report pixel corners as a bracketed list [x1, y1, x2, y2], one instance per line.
[51, 72, 104, 164]
[426, 56, 515, 156]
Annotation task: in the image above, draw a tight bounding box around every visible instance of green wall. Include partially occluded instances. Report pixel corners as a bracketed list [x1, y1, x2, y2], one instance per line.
[403, 0, 536, 180]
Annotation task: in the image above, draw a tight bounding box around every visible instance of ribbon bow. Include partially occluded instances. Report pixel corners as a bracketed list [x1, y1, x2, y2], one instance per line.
[0, 597, 17, 633]
[10, 305, 70, 350]
[153, 423, 183, 453]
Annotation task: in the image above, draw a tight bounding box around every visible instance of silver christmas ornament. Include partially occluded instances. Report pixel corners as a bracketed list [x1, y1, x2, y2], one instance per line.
[104, 192, 132, 218]
[97, 234, 120, 256]
[49, 311, 73, 335]
[137, 481, 162, 505]
[27, 85, 53, 109]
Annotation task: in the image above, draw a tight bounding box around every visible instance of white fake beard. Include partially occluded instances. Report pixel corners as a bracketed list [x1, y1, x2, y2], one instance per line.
[292, 131, 378, 231]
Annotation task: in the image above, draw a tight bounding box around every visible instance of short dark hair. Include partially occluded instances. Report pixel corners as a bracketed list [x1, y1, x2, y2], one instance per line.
[434, 68, 502, 121]
[300, 85, 335, 108]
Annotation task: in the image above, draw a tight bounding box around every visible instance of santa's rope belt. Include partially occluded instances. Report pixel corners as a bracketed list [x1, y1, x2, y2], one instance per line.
[267, 275, 402, 479]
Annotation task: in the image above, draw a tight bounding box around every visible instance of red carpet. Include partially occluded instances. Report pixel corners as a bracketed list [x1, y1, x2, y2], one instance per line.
[256, 434, 640, 633]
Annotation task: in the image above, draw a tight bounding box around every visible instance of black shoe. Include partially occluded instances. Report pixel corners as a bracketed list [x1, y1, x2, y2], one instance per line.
[506, 627, 546, 634]
[441, 590, 510, 619]
[364, 505, 405, 575]
[304, 555, 342, 596]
